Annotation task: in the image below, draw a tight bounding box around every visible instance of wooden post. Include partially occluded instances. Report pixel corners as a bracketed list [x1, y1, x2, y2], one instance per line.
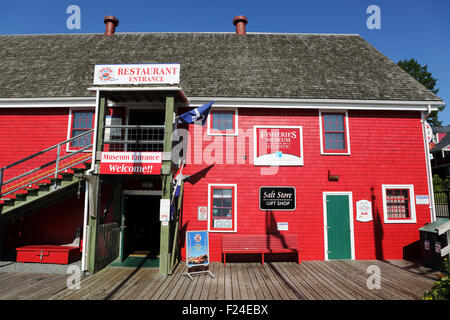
[87, 93, 107, 273]
[159, 95, 175, 276]
[170, 180, 184, 274]
[0, 223, 5, 258]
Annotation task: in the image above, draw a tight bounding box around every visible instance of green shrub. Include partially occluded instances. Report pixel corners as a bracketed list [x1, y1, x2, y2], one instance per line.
[423, 258, 450, 300]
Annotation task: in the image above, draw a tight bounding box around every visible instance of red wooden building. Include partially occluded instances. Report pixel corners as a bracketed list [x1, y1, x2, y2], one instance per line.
[0, 16, 445, 275]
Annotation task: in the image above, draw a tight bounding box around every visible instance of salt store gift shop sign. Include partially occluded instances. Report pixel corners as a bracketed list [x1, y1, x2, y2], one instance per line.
[260, 187, 296, 210]
[99, 152, 162, 174]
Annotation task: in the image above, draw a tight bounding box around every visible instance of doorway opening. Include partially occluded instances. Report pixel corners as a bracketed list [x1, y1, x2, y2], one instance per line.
[112, 193, 161, 268]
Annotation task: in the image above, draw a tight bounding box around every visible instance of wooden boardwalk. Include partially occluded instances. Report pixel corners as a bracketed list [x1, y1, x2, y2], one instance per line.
[0, 260, 439, 300]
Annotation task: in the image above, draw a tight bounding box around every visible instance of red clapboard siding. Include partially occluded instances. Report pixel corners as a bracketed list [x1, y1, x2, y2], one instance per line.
[0, 108, 71, 182]
[180, 108, 430, 262]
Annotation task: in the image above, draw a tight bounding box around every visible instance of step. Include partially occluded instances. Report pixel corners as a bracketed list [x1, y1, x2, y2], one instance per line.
[38, 179, 52, 185]
[13, 189, 28, 195]
[24, 184, 40, 190]
[63, 168, 76, 175]
[1, 194, 16, 200]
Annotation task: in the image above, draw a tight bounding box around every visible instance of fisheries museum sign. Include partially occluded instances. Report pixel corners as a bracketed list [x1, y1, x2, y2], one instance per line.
[94, 63, 180, 85]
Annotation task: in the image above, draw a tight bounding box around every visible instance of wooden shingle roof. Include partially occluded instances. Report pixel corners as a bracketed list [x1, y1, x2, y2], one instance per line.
[0, 32, 443, 102]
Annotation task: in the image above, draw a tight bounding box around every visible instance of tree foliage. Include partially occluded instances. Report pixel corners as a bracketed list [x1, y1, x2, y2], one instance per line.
[397, 58, 444, 127]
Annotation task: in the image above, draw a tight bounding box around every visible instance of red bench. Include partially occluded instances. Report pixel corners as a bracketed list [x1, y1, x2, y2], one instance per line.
[222, 234, 300, 265]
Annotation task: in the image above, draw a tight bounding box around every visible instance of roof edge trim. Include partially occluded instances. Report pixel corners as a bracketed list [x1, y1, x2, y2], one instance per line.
[0, 96, 443, 111]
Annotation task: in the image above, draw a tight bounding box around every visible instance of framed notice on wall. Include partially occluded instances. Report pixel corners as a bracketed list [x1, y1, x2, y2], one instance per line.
[253, 126, 303, 166]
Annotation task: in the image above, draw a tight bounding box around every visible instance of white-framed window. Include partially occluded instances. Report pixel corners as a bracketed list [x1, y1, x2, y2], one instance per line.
[208, 184, 237, 232]
[319, 110, 351, 155]
[207, 108, 238, 136]
[66, 108, 95, 152]
[382, 184, 417, 224]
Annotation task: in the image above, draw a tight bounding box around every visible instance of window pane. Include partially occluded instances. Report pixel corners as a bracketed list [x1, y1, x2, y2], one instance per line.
[71, 111, 94, 148]
[222, 189, 232, 198]
[211, 187, 234, 226]
[386, 189, 410, 219]
[325, 133, 345, 150]
[73, 112, 93, 130]
[222, 198, 232, 207]
[71, 130, 92, 147]
[324, 114, 344, 131]
[212, 112, 234, 131]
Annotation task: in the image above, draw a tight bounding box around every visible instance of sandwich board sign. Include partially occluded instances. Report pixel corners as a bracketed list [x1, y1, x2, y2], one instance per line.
[183, 231, 215, 280]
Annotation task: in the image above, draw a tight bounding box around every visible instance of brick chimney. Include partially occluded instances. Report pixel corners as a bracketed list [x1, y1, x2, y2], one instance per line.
[104, 16, 119, 36]
[233, 16, 248, 35]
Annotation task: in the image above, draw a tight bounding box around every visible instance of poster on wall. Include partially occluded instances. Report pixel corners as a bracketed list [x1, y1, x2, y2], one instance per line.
[356, 200, 373, 222]
[260, 187, 296, 211]
[424, 240, 430, 251]
[99, 152, 162, 175]
[186, 231, 210, 268]
[254, 126, 303, 166]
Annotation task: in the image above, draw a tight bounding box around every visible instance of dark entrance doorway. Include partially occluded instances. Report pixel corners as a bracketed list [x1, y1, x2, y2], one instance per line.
[127, 109, 165, 152]
[128, 109, 165, 125]
[120, 195, 160, 265]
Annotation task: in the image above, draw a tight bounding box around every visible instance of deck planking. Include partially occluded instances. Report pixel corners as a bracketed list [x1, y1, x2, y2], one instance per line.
[0, 260, 439, 300]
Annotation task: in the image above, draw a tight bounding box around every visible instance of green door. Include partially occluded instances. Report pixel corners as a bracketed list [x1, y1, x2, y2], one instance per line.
[326, 194, 352, 259]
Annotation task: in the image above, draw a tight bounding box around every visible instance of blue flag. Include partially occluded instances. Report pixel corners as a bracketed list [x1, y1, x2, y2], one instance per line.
[177, 101, 215, 126]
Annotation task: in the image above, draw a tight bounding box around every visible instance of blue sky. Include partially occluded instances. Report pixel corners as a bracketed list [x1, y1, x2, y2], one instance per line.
[1, 1, 449, 124]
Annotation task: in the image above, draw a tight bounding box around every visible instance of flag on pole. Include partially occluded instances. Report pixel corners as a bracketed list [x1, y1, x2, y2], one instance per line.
[171, 161, 185, 220]
[172, 161, 184, 198]
[177, 101, 215, 126]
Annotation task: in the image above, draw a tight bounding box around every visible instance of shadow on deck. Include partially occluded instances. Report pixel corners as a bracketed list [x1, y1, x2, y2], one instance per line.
[0, 260, 440, 300]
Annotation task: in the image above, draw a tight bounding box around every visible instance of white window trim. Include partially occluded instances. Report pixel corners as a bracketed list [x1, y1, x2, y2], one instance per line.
[382, 184, 417, 224]
[207, 107, 238, 136]
[207, 183, 238, 233]
[319, 110, 351, 155]
[322, 191, 355, 261]
[66, 108, 95, 153]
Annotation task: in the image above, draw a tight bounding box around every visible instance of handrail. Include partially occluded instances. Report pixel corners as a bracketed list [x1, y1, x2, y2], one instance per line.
[0, 129, 94, 197]
[0, 129, 93, 171]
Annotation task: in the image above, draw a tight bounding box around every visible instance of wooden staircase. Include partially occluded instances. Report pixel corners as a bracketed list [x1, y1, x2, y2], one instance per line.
[0, 161, 91, 220]
[0, 129, 94, 222]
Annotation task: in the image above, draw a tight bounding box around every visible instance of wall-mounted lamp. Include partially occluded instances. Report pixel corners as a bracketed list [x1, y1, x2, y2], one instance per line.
[328, 170, 339, 182]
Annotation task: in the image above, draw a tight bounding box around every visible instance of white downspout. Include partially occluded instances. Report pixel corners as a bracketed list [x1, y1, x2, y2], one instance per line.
[81, 180, 89, 271]
[421, 106, 436, 222]
[81, 90, 101, 272]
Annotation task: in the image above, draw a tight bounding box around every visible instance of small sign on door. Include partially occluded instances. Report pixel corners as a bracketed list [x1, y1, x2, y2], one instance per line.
[160, 199, 170, 222]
